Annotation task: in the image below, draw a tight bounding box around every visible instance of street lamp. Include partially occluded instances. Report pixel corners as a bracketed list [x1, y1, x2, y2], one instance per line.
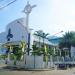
[22, 1, 36, 55]
[51, 31, 63, 36]
[48, 31, 64, 64]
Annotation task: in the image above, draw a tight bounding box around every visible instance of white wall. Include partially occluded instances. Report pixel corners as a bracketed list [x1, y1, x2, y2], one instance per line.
[71, 46, 75, 57]
[25, 55, 44, 69]
[33, 35, 52, 45]
[6, 18, 28, 42]
[0, 18, 28, 44]
[7, 55, 54, 69]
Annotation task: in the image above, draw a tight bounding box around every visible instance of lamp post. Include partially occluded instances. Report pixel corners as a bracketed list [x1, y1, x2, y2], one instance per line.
[48, 31, 63, 67]
[49, 31, 63, 55]
[22, 1, 36, 55]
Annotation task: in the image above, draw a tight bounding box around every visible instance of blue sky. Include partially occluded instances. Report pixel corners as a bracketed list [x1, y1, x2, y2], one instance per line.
[0, 0, 75, 36]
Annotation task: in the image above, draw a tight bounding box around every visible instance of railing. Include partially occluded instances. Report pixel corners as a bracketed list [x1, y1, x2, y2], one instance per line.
[52, 56, 75, 65]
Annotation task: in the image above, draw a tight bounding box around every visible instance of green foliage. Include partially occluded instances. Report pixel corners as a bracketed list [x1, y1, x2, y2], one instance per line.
[55, 50, 60, 56]
[10, 54, 14, 60]
[47, 48, 54, 56]
[32, 45, 41, 55]
[71, 36, 75, 47]
[59, 31, 75, 49]
[14, 55, 17, 65]
[0, 55, 7, 60]
[59, 31, 75, 57]
[34, 30, 49, 47]
[32, 45, 48, 56]
[13, 46, 23, 60]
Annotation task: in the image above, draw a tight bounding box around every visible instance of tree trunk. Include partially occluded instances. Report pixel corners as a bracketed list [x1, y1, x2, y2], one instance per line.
[43, 38, 44, 47]
[39, 37, 41, 48]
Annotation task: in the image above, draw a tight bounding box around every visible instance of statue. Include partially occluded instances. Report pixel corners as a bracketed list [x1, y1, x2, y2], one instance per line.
[23, 1, 36, 14]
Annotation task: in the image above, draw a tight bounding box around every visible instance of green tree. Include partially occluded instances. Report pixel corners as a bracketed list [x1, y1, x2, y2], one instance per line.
[13, 47, 22, 59]
[32, 45, 42, 55]
[34, 30, 49, 48]
[34, 30, 43, 48]
[40, 31, 49, 47]
[59, 31, 75, 57]
[71, 35, 75, 47]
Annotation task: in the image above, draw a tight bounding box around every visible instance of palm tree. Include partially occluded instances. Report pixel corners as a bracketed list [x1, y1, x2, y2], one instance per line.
[59, 31, 75, 57]
[71, 37, 75, 47]
[34, 30, 49, 55]
[34, 30, 43, 48]
[40, 31, 49, 47]
[34, 30, 49, 49]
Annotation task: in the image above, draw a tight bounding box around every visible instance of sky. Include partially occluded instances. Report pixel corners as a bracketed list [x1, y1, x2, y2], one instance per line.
[0, 0, 75, 36]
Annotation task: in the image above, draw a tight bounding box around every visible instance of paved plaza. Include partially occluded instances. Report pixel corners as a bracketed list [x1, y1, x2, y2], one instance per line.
[0, 65, 75, 75]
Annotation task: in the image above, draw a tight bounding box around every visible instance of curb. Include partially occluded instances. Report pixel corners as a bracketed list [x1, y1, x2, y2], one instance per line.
[4, 66, 55, 71]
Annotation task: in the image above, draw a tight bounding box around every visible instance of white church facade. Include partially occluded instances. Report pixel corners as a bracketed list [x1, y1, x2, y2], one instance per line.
[0, 18, 75, 69]
[0, 18, 56, 69]
[0, 18, 54, 53]
[0, 18, 27, 44]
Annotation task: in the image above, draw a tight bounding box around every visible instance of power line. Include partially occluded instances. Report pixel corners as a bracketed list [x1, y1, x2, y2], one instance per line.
[0, 0, 17, 10]
[0, 0, 5, 2]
